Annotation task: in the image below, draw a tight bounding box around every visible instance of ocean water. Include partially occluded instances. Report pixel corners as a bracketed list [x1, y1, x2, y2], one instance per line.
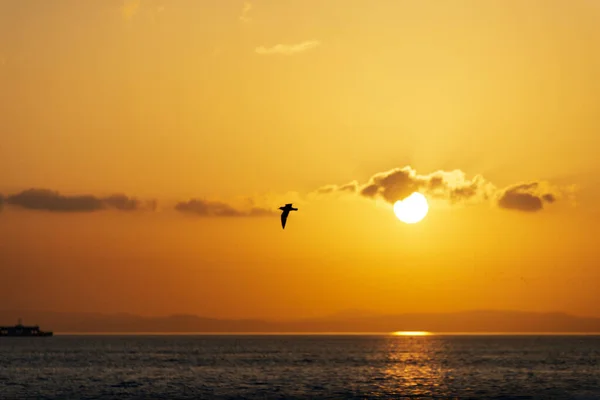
[1, 335, 599, 399]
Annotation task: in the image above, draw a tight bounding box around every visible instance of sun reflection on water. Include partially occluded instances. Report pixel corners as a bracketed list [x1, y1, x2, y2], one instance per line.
[379, 334, 452, 397]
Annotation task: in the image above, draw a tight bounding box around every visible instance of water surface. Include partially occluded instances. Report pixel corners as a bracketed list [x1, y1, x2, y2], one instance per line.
[1, 334, 599, 399]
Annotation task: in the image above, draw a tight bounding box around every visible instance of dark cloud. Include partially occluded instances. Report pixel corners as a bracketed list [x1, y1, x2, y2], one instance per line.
[319, 166, 493, 204]
[7, 189, 104, 212]
[5, 189, 153, 213]
[175, 199, 275, 217]
[364, 168, 422, 202]
[497, 183, 557, 212]
[360, 183, 379, 198]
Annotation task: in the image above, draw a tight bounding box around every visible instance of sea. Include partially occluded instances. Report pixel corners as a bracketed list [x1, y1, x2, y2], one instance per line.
[1, 334, 599, 399]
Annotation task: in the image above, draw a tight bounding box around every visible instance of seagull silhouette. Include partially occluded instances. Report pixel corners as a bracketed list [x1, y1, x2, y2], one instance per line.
[279, 203, 298, 229]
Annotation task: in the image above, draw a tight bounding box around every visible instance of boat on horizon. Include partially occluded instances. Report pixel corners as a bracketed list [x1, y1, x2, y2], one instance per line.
[0, 319, 53, 337]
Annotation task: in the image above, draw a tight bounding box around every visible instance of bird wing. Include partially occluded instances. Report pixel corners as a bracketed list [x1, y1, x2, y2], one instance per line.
[281, 210, 289, 229]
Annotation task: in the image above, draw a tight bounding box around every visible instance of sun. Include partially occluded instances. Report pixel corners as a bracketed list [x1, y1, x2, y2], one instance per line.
[392, 331, 432, 336]
[393, 192, 429, 224]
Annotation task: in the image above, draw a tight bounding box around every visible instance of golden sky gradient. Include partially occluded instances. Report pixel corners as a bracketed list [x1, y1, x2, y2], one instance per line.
[1, 0, 600, 320]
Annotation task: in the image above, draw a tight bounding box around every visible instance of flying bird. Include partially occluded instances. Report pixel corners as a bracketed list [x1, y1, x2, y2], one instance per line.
[279, 203, 298, 229]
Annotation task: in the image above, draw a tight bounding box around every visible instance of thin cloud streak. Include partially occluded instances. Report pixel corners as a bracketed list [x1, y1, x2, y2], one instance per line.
[255, 40, 321, 55]
[175, 199, 276, 217]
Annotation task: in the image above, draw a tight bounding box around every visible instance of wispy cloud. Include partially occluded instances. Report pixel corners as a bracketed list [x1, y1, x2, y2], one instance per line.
[122, 0, 141, 21]
[255, 40, 321, 55]
[239, 2, 252, 23]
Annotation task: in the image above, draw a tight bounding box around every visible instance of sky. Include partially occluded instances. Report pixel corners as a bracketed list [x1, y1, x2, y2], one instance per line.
[1, 0, 600, 321]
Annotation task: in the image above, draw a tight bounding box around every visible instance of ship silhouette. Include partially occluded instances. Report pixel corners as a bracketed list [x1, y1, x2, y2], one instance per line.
[0, 318, 53, 337]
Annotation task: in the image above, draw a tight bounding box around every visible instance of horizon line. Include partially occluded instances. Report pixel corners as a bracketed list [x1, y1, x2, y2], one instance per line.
[48, 331, 600, 336]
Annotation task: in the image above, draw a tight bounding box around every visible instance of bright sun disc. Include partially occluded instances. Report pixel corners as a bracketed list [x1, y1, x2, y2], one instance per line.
[392, 331, 432, 336]
[393, 192, 429, 224]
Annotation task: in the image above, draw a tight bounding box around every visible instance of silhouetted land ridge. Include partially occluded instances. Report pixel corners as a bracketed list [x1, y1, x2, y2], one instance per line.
[2, 310, 600, 333]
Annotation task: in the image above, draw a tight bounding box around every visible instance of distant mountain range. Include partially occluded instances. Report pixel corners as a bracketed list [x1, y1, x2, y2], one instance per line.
[1, 310, 599, 333]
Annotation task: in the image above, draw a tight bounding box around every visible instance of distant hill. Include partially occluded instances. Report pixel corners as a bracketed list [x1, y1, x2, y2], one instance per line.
[1, 309, 599, 333]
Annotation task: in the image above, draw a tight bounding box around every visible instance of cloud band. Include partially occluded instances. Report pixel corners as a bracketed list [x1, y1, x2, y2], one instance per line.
[315, 165, 563, 213]
[4, 189, 155, 213]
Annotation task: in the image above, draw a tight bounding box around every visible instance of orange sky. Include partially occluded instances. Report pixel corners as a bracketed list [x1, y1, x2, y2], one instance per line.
[1, 0, 600, 320]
